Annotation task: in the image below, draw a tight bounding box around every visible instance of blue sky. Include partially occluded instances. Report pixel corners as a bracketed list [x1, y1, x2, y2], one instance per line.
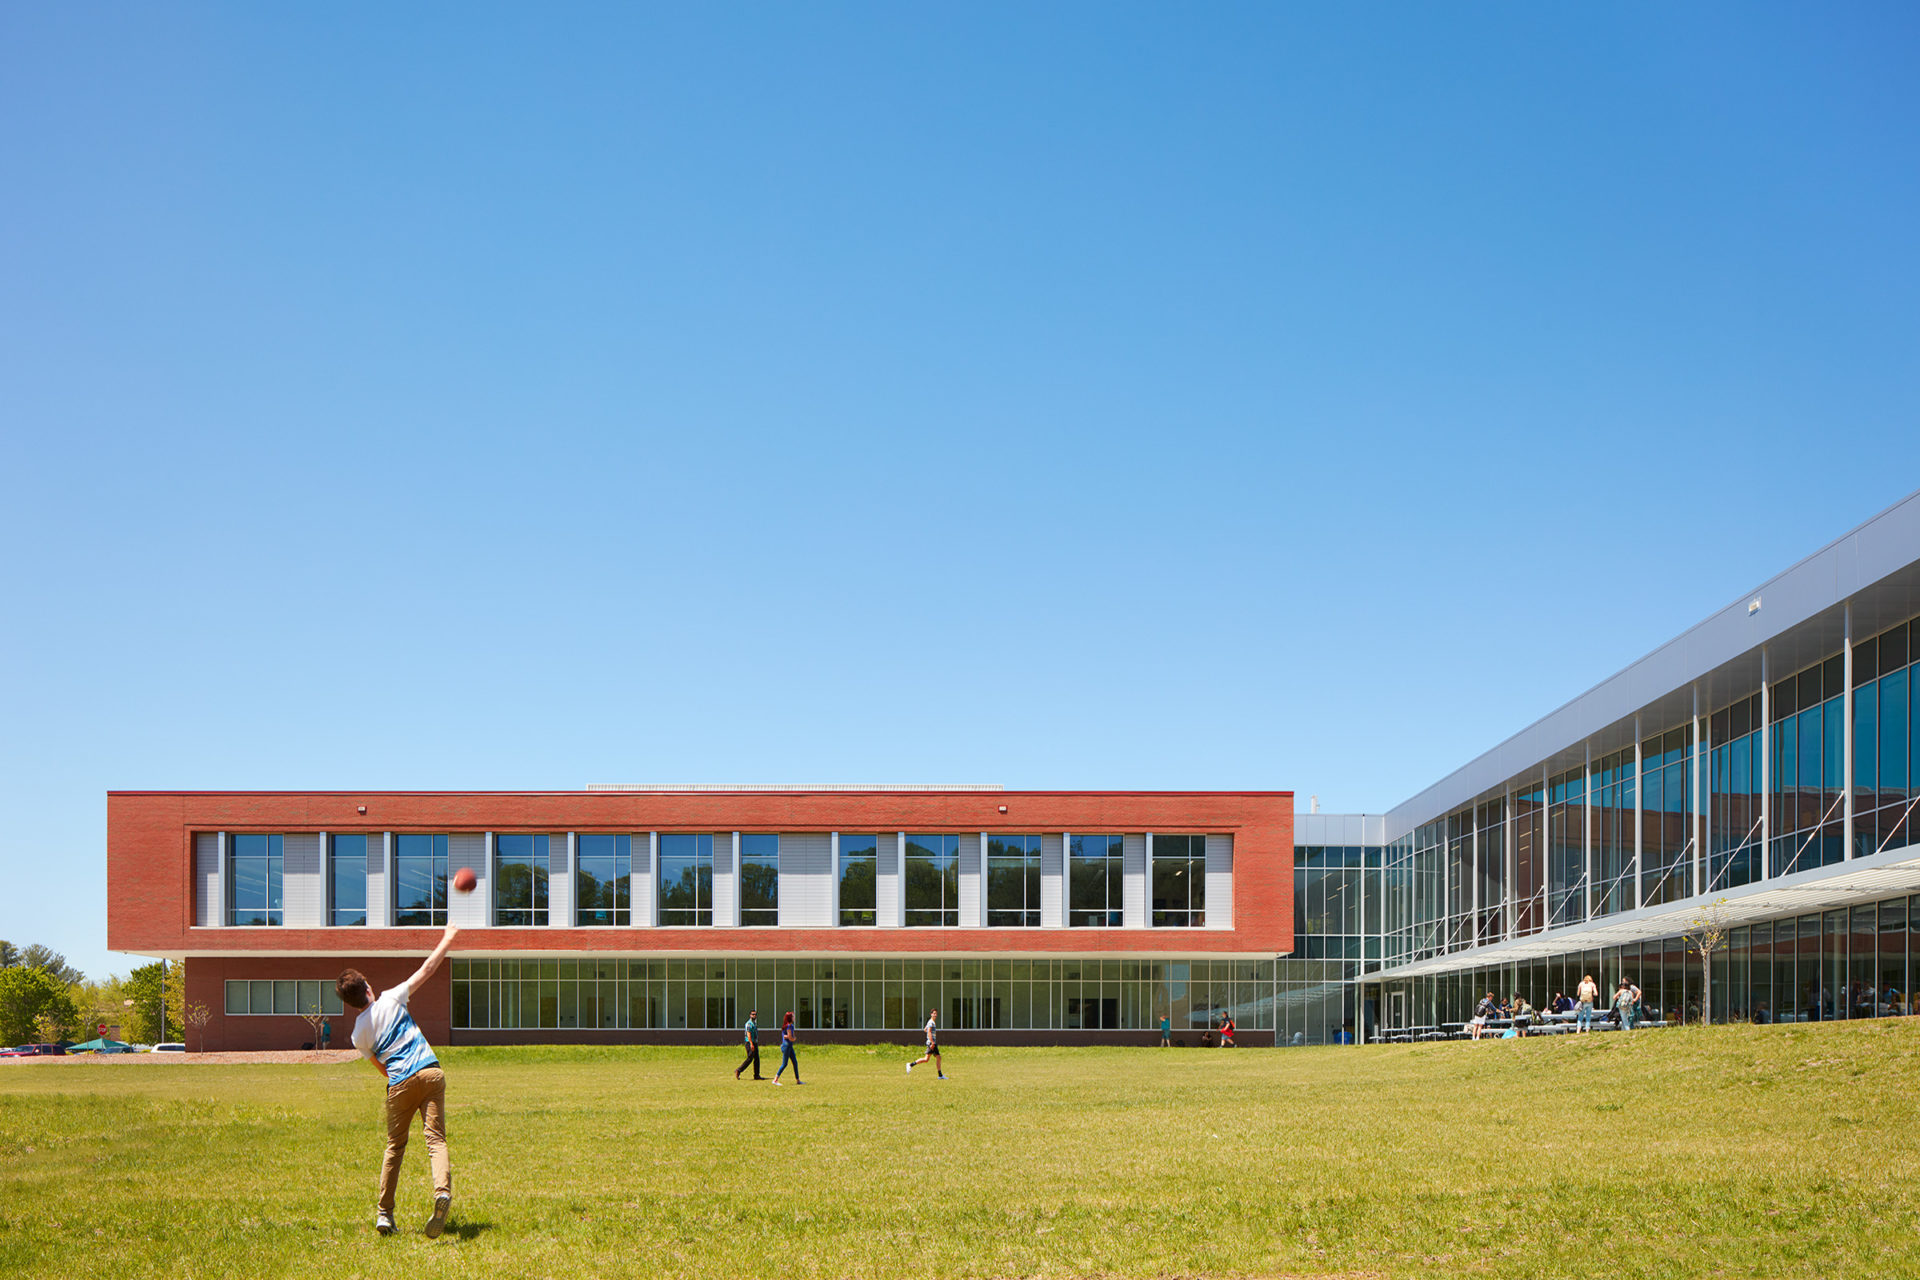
[3, 6, 1918, 980]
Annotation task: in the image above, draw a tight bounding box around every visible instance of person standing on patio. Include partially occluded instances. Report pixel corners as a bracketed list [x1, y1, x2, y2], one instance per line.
[1614, 979, 1638, 1030]
[1575, 974, 1599, 1033]
[1470, 992, 1497, 1040]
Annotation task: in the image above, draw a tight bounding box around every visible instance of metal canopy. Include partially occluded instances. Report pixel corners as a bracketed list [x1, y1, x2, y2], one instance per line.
[1375, 839, 1920, 979]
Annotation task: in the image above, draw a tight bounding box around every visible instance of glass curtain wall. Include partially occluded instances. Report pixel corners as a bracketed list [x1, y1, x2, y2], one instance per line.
[1475, 802, 1504, 944]
[452, 955, 1284, 1035]
[1770, 657, 1846, 875]
[1546, 770, 1584, 929]
[1591, 749, 1634, 917]
[1639, 728, 1694, 906]
[1709, 694, 1763, 891]
[1445, 812, 1472, 950]
[1854, 619, 1919, 857]
[1512, 784, 1545, 936]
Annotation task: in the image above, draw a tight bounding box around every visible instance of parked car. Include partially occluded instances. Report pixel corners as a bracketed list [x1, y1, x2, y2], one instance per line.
[0, 1044, 67, 1057]
[152, 1043, 186, 1053]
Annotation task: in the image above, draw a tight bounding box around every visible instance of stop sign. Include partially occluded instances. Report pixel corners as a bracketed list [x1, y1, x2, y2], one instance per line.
[97, 1023, 107, 1033]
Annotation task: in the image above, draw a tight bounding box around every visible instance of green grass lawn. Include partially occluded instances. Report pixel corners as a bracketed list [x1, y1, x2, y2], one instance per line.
[3, 1020, 1918, 1278]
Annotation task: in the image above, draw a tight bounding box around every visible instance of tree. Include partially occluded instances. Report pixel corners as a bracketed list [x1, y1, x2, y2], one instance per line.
[17, 944, 83, 986]
[183, 1002, 212, 1053]
[1684, 898, 1732, 1027]
[0, 940, 19, 969]
[122, 961, 181, 1044]
[0, 967, 81, 1045]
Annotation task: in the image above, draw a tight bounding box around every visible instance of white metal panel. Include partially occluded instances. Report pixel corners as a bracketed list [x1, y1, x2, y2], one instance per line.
[958, 832, 983, 927]
[633, 832, 656, 927]
[712, 832, 738, 926]
[1122, 832, 1147, 929]
[282, 833, 324, 928]
[194, 832, 220, 927]
[1205, 833, 1234, 930]
[1040, 833, 1064, 929]
[876, 832, 903, 927]
[778, 833, 834, 927]
[448, 833, 489, 927]
[549, 834, 573, 926]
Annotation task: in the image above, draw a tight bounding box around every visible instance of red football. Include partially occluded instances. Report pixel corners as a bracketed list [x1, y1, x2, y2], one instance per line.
[452, 866, 477, 893]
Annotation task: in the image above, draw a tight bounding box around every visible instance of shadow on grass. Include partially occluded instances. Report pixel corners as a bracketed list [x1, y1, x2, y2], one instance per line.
[449, 1219, 493, 1241]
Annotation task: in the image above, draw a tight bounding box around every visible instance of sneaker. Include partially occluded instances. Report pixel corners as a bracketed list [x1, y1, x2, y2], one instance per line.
[938, 1074, 948, 1080]
[425, 1194, 451, 1239]
[375, 1212, 396, 1236]
[905, 1062, 913, 1073]
[774, 1078, 782, 1085]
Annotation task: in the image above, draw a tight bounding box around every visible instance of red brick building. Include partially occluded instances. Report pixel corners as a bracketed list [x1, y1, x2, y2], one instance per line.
[107, 786, 1293, 1048]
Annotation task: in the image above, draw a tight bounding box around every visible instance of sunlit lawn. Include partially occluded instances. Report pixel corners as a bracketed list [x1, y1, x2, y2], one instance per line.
[3, 1020, 1918, 1278]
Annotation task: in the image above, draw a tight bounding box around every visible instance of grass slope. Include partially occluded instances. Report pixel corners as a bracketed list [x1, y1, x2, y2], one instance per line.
[2, 1020, 1917, 1278]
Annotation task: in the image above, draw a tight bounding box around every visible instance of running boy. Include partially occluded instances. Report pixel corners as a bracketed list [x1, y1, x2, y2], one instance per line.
[338, 923, 460, 1238]
[906, 1007, 946, 1078]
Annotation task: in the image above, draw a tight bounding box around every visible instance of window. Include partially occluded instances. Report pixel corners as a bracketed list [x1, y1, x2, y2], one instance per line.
[988, 835, 1041, 927]
[223, 979, 344, 1016]
[1151, 834, 1206, 927]
[329, 834, 368, 926]
[575, 834, 631, 926]
[905, 835, 960, 927]
[228, 834, 283, 926]
[494, 835, 550, 926]
[659, 834, 714, 926]
[394, 834, 449, 927]
[1070, 834, 1123, 927]
[741, 834, 778, 927]
[838, 835, 878, 926]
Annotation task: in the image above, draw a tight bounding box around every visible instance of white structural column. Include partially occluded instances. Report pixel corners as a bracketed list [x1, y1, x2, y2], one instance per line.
[895, 831, 908, 927]
[1759, 648, 1772, 880]
[1040, 834, 1065, 928]
[829, 832, 841, 925]
[1632, 716, 1644, 910]
[1143, 832, 1157, 928]
[1583, 744, 1593, 922]
[193, 832, 225, 926]
[1204, 833, 1233, 929]
[1503, 787, 1515, 940]
[958, 832, 985, 927]
[1692, 688, 1705, 898]
[367, 832, 390, 927]
[711, 831, 739, 927]
[1843, 604, 1856, 861]
[448, 833, 490, 928]
[1121, 833, 1147, 929]
[283, 833, 323, 928]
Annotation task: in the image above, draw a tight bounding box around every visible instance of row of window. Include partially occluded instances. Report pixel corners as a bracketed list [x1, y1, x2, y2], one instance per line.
[224, 832, 1212, 929]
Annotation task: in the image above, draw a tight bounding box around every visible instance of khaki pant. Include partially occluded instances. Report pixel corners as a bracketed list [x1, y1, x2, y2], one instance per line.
[379, 1066, 451, 1215]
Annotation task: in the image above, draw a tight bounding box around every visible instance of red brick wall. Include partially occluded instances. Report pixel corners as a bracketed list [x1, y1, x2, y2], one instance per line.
[185, 955, 451, 1053]
[112, 789, 1294, 959]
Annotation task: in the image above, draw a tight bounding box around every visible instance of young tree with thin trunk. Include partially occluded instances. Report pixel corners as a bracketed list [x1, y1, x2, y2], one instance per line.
[184, 1002, 211, 1053]
[1684, 898, 1732, 1026]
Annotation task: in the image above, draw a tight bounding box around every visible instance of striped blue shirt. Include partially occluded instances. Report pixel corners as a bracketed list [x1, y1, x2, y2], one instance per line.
[351, 980, 439, 1086]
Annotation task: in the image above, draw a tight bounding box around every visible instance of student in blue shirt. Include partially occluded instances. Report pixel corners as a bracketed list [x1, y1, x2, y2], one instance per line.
[340, 924, 459, 1238]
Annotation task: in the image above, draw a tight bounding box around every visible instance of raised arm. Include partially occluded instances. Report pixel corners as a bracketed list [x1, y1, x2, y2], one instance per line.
[405, 924, 461, 994]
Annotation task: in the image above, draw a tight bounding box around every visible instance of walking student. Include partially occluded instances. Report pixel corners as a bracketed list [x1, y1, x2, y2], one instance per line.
[1575, 973, 1599, 1033]
[736, 1009, 763, 1081]
[1220, 1013, 1236, 1047]
[1159, 1013, 1171, 1047]
[773, 1012, 801, 1085]
[340, 923, 460, 1239]
[907, 1007, 946, 1078]
[1614, 979, 1638, 1030]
